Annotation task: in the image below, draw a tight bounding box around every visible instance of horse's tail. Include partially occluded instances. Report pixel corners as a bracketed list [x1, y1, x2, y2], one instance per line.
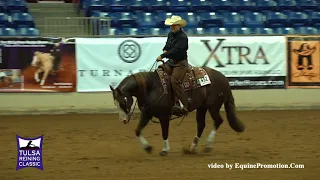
[224, 90, 245, 132]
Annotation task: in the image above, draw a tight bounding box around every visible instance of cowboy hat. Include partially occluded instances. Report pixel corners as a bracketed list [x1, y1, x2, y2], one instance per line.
[164, 15, 187, 27]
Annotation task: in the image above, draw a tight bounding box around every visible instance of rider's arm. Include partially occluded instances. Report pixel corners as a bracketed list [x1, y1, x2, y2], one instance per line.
[162, 32, 171, 52]
[160, 36, 187, 59]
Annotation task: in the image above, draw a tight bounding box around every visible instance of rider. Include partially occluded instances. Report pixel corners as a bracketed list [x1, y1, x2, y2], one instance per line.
[157, 15, 189, 113]
[50, 42, 61, 73]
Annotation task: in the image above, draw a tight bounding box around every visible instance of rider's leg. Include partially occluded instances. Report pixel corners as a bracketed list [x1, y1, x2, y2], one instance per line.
[171, 60, 188, 111]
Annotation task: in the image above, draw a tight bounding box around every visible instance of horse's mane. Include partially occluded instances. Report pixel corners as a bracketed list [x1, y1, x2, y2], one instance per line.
[131, 71, 158, 96]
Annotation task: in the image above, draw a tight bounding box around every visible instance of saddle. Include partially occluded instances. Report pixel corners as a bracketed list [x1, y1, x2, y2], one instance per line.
[156, 63, 211, 94]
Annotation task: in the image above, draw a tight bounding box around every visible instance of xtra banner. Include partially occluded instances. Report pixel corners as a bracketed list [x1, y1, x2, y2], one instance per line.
[76, 36, 286, 92]
[0, 37, 76, 92]
[76, 37, 166, 92]
[187, 36, 286, 89]
[286, 35, 320, 88]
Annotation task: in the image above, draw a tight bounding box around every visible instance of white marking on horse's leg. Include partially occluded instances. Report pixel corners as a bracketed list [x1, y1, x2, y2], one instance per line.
[205, 130, 216, 148]
[34, 71, 40, 82]
[40, 70, 49, 86]
[189, 136, 200, 151]
[138, 135, 150, 148]
[162, 139, 170, 152]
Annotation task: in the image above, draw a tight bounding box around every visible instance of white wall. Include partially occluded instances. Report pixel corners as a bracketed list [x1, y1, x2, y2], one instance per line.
[1, 89, 319, 115]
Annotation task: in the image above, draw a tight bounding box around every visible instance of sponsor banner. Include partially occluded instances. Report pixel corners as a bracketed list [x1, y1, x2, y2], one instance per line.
[286, 35, 320, 88]
[76, 36, 286, 92]
[76, 37, 166, 92]
[187, 36, 286, 89]
[0, 37, 76, 92]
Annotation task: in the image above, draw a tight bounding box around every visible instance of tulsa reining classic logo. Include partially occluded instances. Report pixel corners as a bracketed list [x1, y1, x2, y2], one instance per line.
[16, 135, 44, 171]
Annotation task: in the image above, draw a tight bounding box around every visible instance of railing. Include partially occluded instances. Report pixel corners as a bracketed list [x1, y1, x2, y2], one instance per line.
[43, 17, 112, 37]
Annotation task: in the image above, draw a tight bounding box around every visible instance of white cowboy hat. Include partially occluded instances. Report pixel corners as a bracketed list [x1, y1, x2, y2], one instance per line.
[164, 15, 187, 27]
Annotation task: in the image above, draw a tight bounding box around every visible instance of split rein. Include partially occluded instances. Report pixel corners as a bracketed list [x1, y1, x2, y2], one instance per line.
[126, 60, 186, 126]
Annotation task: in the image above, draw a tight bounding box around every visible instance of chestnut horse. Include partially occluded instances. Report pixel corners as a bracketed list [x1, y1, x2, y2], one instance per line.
[110, 61, 245, 156]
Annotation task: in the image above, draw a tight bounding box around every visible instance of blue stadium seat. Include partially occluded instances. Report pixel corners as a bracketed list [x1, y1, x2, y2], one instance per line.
[0, 13, 9, 27]
[0, 27, 16, 36]
[137, 27, 167, 35]
[251, 27, 275, 35]
[115, 27, 139, 35]
[198, 12, 223, 27]
[285, 11, 309, 27]
[7, 0, 28, 13]
[220, 12, 242, 28]
[233, 0, 256, 11]
[16, 27, 40, 36]
[137, 12, 157, 28]
[242, 11, 265, 28]
[294, 26, 319, 34]
[130, 0, 150, 11]
[149, 0, 168, 11]
[212, 0, 235, 11]
[256, 0, 278, 11]
[170, 0, 189, 12]
[11, 12, 35, 28]
[308, 11, 320, 27]
[111, 12, 138, 28]
[108, 0, 131, 12]
[205, 27, 230, 35]
[189, 0, 211, 11]
[298, 0, 318, 11]
[229, 27, 251, 34]
[273, 27, 296, 34]
[278, 0, 299, 11]
[0, 1, 6, 13]
[264, 11, 288, 28]
[86, 0, 105, 16]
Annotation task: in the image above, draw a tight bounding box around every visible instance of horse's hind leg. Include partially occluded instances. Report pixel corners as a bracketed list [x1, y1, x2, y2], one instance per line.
[40, 70, 49, 86]
[185, 106, 207, 154]
[34, 69, 42, 83]
[203, 102, 224, 153]
[136, 112, 153, 154]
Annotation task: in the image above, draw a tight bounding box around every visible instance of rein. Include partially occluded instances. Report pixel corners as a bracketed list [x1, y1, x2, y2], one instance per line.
[126, 60, 186, 126]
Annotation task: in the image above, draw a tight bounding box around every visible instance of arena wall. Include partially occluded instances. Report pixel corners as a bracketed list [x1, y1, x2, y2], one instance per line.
[1, 89, 319, 115]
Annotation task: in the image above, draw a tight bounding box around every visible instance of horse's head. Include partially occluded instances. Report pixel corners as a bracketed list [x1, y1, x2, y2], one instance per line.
[31, 51, 41, 66]
[110, 85, 134, 124]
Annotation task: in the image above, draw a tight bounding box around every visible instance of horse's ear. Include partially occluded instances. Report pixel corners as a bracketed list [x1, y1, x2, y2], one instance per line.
[109, 85, 114, 92]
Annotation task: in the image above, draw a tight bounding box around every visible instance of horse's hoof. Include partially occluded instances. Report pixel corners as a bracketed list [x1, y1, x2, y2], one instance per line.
[182, 147, 197, 154]
[203, 147, 213, 153]
[144, 145, 153, 154]
[159, 151, 169, 156]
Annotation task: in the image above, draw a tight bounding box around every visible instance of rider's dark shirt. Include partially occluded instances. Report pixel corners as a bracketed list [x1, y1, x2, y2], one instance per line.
[51, 46, 61, 60]
[161, 29, 188, 64]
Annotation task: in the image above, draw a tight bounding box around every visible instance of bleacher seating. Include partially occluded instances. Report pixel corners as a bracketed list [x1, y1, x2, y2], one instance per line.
[80, 0, 320, 35]
[0, 0, 40, 36]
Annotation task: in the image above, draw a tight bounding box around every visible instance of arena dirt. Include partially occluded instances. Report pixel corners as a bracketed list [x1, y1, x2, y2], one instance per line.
[0, 110, 319, 180]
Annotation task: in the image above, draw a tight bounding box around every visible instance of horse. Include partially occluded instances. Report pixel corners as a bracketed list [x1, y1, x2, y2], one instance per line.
[110, 60, 245, 156]
[31, 51, 55, 86]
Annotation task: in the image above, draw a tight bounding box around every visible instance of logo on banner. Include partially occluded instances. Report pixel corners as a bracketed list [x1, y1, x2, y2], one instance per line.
[118, 40, 141, 63]
[287, 36, 320, 88]
[16, 135, 44, 171]
[200, 39, 269, 68]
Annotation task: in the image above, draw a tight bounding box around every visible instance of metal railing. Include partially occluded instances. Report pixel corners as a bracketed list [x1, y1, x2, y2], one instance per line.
[43, 17, 112, 37]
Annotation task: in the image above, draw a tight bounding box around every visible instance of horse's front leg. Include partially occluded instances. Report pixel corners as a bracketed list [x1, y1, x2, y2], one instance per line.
[159, 116, 171, 156]
[136, 112, 153, 154]
[34, 68, 42, 82]
[40, 69, 50, 86]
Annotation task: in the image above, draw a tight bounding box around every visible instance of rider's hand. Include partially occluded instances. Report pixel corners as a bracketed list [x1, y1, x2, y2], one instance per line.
[157, 56, 163, 61]
[163, 50, 167, 53]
